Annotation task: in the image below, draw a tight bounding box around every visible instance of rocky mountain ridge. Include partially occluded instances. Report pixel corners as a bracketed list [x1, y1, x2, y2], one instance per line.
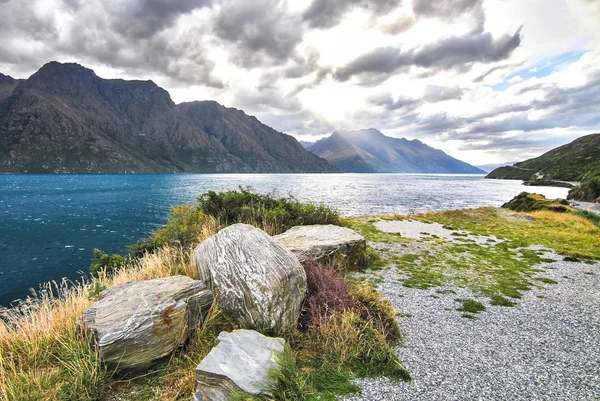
[0, 62, 337, 173]
[306, 129, 484, 174]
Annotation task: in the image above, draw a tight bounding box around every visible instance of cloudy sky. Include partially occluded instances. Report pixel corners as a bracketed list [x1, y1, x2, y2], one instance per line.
[1, 0, 599, 165]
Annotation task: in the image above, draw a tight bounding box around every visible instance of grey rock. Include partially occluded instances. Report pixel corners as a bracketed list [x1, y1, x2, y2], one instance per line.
[193, 329, 285, 401]
[274, 224, 366, 268]
[82, 276, 212, 370]
[194, 224, 306, 333]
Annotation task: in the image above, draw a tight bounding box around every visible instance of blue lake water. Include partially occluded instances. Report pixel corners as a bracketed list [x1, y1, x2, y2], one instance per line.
[0, 174, 569, 306]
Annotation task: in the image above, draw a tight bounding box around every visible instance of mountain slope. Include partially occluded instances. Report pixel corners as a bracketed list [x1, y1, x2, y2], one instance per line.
[0, 62, 337, 173]
[179, 101, 335, 173]
[309, 129, 485, 174]
[486, 134, 600, 182]
[0, 73, 19, 100]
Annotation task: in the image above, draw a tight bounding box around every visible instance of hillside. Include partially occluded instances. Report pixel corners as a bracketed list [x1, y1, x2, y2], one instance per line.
[486, 134, 600, 182]
[0, 73, 19, 100]
[0, 62, 337, 173]
[307, 129, 484, 174]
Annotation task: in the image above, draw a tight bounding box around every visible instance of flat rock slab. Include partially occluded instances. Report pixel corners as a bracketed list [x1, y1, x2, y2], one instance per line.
[194, 224, 306, 333]
[274, 224, 366, 268]
[375, 219, 501, 246]
[193, 329, 285, 401]
[82, 276, 212, 370]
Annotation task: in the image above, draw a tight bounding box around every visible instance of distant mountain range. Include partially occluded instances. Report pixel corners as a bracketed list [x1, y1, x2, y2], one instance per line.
[0, 62, 336, 173]
[475, 162, 517, 173]
[486, 134, 600, 182]
[303, 129, 484, 174]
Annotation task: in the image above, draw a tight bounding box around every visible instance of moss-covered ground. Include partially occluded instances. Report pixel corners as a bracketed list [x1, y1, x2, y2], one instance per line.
[346, 206, 600, 309]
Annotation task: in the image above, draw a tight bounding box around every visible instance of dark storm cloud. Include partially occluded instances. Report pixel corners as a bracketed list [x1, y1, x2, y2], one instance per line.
[0, 0, 222, 87]
[214, 0, 303, 66]
[303, 0, 398, 28]
[334, 29, 522, 84]
[104, 0, 214, 39]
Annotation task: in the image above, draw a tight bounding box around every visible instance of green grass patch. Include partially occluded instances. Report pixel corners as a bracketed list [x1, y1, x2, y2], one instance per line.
[456, 299, 486, 314]
[409, 207, 600, 260]
[489, 295, 517, 307]
[536, 277, 558, 285]
[342, 218, 409, 243]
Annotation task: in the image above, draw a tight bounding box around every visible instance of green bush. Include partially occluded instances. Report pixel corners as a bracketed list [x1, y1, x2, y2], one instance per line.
[502, 192, 570, 213]
[129, 204, 206, 256]
[568, 176, 600, 202]
[90, 249, 131, 278]
[197, 187, 340, 234]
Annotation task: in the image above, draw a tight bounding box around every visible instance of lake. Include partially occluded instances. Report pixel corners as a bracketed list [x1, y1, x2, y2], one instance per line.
[0, 174, 569, 306]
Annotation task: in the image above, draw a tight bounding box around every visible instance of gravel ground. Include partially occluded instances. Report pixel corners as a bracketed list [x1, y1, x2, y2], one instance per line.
[347, 253, 600, 401]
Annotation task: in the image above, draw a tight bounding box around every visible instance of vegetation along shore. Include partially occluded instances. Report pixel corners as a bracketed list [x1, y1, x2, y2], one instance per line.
[1, 189, 599, 401]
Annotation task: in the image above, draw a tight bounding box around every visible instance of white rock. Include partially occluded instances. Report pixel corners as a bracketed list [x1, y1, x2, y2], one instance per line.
[194, 224, 306, 333]
[82, 276, 212, 370]
[274, 224, 366, 268]
[193, 329, 285, 401]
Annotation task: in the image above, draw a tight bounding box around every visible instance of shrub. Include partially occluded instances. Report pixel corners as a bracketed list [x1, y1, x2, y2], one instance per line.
[568, 176, 600, 202]
[197, 187, 340, 235]
[301, 259, 356, 327]
[288, 261, 410, 398]
[90, 249, 131, 278]
[502, 192, 571, 213]
[129, 204, 208, 256]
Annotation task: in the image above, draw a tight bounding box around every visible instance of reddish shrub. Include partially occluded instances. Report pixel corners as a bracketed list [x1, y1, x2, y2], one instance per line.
[302, 259, 357, 326]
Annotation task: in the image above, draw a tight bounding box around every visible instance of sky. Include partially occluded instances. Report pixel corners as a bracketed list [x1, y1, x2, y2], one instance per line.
[1, 0, 599, 165]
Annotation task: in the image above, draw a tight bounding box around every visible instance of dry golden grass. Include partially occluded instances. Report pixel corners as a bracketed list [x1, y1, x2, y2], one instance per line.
[0, 217, 221, 401]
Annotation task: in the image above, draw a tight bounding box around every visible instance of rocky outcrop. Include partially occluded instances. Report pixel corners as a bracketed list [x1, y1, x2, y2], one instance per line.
[274, 224, 367, 269]
[82, 276, 212, 370]
[193, 330, 285, 401]
[194, 224, 306, 333]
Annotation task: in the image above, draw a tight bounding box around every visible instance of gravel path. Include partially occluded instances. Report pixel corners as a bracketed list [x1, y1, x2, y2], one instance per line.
[347, 255, 600, 401]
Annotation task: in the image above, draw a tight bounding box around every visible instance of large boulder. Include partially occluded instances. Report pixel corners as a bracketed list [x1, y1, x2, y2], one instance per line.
[193, 329, 285, 401]
[194, 224, 306, 334]
[274, 224, 366, 269]
[82, 276, 212, 370]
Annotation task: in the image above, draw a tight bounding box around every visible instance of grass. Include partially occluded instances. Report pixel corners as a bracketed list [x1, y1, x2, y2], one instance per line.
[489, 295, 517, 307]
[536, 277, 558, 285]
[342, 217, 409, 243]
[0, 245, 210, 401]
[1, 190, 407, 401]
[456, 299, 486, 314]
[405, 207, 600, 260]
[347, 204, 600, 310]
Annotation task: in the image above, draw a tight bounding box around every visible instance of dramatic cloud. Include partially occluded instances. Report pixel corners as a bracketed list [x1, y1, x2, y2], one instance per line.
[334, 29, 522, 84]
[303, 0, 398, 28]
[214, 0, 303, 66]
[0, 0, 599, 164]
[102, 0, 213, 39]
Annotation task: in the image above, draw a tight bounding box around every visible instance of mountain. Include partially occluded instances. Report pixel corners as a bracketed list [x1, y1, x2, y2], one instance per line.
[300, 141, 314, 149]
[486, 134, 600, 182]
[0, 73, 19, 100]
[476, 162, 517, 173]
[307, 129, 485, 174]
[0, 62, 337, 173]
